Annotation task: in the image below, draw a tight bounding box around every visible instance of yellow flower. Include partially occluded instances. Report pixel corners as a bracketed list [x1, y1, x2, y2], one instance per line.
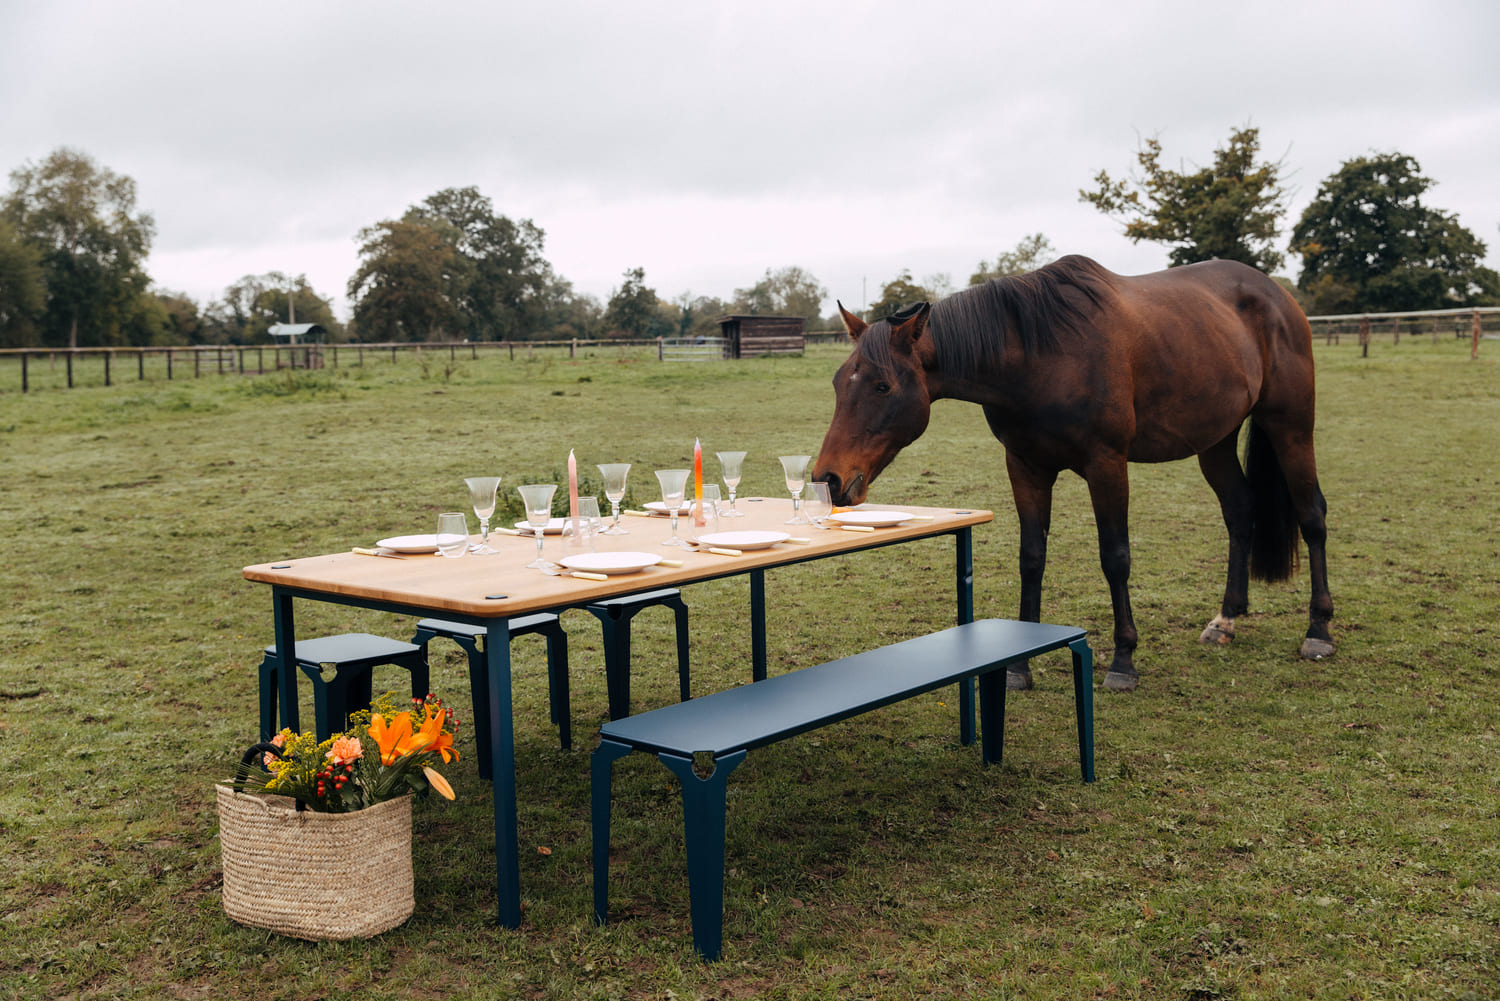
[423, 766, 455, 800]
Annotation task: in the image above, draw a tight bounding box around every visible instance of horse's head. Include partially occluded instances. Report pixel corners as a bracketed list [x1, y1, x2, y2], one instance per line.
[814, 300, 936, 506]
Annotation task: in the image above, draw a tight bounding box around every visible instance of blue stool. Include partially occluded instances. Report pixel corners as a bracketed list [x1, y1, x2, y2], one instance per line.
[411, 615, 571, 775]
[259, 632, 429, 742]
[586, 588, 691, 721]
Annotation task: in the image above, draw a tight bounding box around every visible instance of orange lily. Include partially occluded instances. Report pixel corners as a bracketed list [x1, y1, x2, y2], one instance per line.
[429, 728, 459, 763]
[368, 710, 419, 766]
[410, 704, 447, 755]
[423, 766, 455, 800]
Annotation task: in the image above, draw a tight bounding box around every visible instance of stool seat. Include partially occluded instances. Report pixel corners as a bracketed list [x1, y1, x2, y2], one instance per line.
[259, 632, 429, 742]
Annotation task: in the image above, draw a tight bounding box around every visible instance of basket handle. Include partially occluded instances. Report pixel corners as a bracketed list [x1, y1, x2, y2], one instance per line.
[234, 741, 287, 793]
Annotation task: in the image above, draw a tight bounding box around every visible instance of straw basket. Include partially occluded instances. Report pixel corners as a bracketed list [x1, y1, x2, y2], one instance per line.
[216, 783, 414, 940]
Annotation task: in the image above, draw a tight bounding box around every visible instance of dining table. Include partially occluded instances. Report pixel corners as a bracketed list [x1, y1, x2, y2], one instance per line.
[242, 496, 993, 928]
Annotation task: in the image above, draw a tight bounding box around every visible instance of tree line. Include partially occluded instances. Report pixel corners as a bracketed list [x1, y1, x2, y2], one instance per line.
[3, 132, 1494, 350]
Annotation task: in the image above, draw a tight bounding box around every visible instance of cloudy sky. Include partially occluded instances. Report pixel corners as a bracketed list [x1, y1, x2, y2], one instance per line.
[3, 0, 1497, 320]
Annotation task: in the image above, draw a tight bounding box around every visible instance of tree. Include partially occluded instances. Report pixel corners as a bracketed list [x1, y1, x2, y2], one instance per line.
[1290, 152, 1499, 312]
[970, 233, 1055, 284]
[347, 220, 462, 341]
[2, 147, 155, 347]
[675, 292, 730, 340]
[0, 216, 44, 347]
[731, 266, 828, 323]
[864, 270, 936, 321]
[209, 271, 340, 343]
[532, 274, 603, 340]
[603, 267, 663, 338]
[1080, 126, 1288, 272]
[404, 186, 553, 340]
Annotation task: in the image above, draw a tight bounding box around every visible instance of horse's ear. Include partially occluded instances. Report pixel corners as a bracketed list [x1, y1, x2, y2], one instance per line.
[838, 301, 868, 342]
[891, 301, 931, 348]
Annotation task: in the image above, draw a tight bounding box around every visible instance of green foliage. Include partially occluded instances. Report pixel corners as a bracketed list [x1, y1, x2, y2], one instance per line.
[1081, 126, 1288, 272]
[348, 219, 464, 341]
[206, 271, 341, 344]
[1291, 151, 1499, 312]
[865, 269, 935, 320]
[969, 232, 1056, 284]
[731, 265, 828, 323]
[603, 266, 665, 337]
[1, 146, 156, 348]
[0, 215, 44, 347]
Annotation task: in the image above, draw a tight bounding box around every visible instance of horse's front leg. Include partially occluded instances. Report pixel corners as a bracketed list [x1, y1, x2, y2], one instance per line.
[1005, 453, 1057, 691]
[1084, 458, 1139, 691]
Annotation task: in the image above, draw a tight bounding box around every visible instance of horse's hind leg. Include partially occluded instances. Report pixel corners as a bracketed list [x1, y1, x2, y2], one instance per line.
[1196, 430, 1253, 646]
[1004, 453, 1057, 690]
[1255, 417, 1335, 659]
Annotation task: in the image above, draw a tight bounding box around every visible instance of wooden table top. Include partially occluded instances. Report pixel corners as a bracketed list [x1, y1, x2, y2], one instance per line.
[242, 498, 993, 619]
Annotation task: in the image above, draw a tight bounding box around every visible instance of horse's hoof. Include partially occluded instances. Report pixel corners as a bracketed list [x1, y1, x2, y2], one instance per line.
[1199, 624, 1233, 646]
[1300, 637, 1335, 661]
[1006, 668, 1033, 691]
[1103, 670, 1139, 692]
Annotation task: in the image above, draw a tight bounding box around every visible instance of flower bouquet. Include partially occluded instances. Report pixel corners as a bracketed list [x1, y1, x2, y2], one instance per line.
[217, 693, 460, 940]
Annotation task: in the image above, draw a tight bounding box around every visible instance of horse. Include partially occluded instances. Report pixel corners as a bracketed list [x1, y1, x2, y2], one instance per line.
[813, 255, 1334, 692]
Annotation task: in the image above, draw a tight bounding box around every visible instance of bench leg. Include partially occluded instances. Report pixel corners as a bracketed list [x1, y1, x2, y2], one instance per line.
[1070, 637, 1096, 783]
[978, 669, 1007, 766]
[450, 635, 495, 781]
[591, 738, 637, 926]
[659, 749, 748, 961]
[546, 627, 572, 749]
[589, 606, 634, 720]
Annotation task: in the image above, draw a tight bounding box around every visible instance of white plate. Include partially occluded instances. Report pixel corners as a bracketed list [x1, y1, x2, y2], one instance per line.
[558, 551, 663, 575]
[515, 518, 567, 534]
[644, 501, 693, 516]
[376, 534, 439, 553]
[694, 530, 790, 550]
[828, 510, 912, 528]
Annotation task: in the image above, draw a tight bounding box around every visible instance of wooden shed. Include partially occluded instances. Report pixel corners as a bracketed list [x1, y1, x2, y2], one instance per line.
[716, 315, 805, 358]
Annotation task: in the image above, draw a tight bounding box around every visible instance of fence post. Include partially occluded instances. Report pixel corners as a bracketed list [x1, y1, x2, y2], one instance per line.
[105, 351, 111, 387]
[1473, 310, 1482, 361]
[167, 349, 174, 380]
[257, 347, 264, 374]
[67, 351, 74, 388]
[657, 337, 664, 361]
[139, 350, 145, 380]
[508, 340, 514, 360]
[471, 342, 477, 360]
[1359, 316, 1370, 359]
[21, 353, 27, 393]
[194, 349, 201, 378]
[570, 338, 576, 359]
[357, 344, 363, 366]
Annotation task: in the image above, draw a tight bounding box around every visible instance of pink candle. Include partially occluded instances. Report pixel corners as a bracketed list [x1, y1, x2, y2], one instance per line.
[567, 448, 580, 529]
[693, 438, 705, 526]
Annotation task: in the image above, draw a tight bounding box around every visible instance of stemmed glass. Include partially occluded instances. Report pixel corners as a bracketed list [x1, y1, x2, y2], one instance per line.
[716, 451, 746, 517]
[517, 484, 558, 570]
[463, 476, 501, 554]
[597, 463, 631, 535]
[804, 481, 833, 529]
[779, 455, 811, 525]
[655, 469, 690, 547]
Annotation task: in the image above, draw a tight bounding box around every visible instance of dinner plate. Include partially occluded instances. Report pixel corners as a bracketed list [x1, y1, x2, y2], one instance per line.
[515, 518, 567, 534]
[694, 530, 790, 550]
[376, 534, 439, 553]
[828, 510, 913, 528]
[644, 501, 694, 516]
[558, 551, 663, 575]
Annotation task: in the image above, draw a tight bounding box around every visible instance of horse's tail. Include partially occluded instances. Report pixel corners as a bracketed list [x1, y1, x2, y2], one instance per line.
[1245, 419, 1301, 583]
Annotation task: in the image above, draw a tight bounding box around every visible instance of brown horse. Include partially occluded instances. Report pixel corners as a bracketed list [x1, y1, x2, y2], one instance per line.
[814, 255, 1334, 691]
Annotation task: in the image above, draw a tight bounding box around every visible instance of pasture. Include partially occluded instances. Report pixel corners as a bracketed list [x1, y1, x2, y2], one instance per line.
[1, 339, 1497, 1000]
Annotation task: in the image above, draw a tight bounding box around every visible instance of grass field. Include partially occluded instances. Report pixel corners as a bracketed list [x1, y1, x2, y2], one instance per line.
[2, 338, 1497, 1000]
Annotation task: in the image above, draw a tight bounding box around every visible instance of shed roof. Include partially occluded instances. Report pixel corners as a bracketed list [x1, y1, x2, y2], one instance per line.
[267, 323, 327, 339]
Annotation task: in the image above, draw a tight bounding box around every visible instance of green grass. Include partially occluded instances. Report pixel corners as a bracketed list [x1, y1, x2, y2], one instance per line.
[2, 339, 1498, 999]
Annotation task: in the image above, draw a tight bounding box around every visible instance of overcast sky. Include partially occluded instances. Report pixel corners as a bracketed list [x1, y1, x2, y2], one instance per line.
[3, 0, 1497, 321]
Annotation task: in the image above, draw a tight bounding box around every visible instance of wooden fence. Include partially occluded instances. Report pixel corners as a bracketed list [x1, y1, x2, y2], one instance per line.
[1306, 307, 1500, 359]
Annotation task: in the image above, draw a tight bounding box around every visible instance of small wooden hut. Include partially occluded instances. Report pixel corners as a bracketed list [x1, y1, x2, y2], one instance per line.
[716, 315, 805, 358]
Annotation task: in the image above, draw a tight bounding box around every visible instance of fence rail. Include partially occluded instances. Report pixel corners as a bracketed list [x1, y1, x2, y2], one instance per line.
[1306, 306, 1500, 359]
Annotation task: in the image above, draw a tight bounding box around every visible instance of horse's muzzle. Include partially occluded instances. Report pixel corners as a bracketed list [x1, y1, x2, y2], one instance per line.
[819, 470, 866, 507]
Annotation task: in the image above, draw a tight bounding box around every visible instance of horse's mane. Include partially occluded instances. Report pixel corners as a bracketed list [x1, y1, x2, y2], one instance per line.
[858, 255, 1113, 376]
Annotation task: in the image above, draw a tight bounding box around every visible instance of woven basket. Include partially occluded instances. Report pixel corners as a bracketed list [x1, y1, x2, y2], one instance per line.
[216, 783, 414, 940]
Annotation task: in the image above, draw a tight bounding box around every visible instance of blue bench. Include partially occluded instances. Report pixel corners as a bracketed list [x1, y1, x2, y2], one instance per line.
[591, 618, 1095, 960]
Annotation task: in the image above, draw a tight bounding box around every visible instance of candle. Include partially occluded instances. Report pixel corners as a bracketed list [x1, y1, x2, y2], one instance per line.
[567, 448, 580, 532]
[693, 438, 705, 526]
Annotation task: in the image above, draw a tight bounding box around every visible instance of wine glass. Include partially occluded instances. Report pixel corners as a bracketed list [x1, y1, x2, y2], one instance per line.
[576, 497, 602, 553]
[779, 455, 811, 525]
[655, 469, 690, 547]
[435, 512, 469, 558]
[692, 484, 722, 539]
[463, 476, 501, 553]
[716, 451, 746, 517]
[597, 463, 631, 535]
[517, 484, 558, 570]
[804, 481, 833, 529]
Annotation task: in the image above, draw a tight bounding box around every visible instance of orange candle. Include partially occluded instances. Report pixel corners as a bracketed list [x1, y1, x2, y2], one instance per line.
[693, 438, 705, 526]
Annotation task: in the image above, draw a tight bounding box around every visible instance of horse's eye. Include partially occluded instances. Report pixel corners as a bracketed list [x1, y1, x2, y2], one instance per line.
[875, 381, 891, 395]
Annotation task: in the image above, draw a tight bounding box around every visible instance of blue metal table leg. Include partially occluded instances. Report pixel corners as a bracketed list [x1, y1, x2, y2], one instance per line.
[484, 616, 523, 928]
[750, 569, 766, 682]
[1070, 637, 1096, 783]
[659, 749, 747, 961]
[955, 527, 976, 745]
[590, 738, 636, 926]
[271, 589, 298, 733]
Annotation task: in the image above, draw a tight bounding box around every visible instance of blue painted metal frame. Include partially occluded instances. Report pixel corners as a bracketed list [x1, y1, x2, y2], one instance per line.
[259, 522, 980, 935]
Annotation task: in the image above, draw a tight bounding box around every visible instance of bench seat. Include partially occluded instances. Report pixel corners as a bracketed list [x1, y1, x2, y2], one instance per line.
[591, 617, 1094, 959]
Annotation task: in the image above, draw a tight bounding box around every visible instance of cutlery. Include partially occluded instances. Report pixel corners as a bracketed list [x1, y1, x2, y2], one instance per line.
[352, 547, 407, 559]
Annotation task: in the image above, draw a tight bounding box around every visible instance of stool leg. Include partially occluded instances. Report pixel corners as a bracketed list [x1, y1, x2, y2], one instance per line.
[659, 749, 747, 961]
[409, 651, 430, 703]
[451, 635, 494, 782]
[590, 606, 633, 720]
[1070, 638, 1096, 783]
[546, 628, 571, 750]
[669, 597, 691, 702]
[301, 665, 335, 742]
[258, 656, 278, 741]
[591, 739, 635, 926]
